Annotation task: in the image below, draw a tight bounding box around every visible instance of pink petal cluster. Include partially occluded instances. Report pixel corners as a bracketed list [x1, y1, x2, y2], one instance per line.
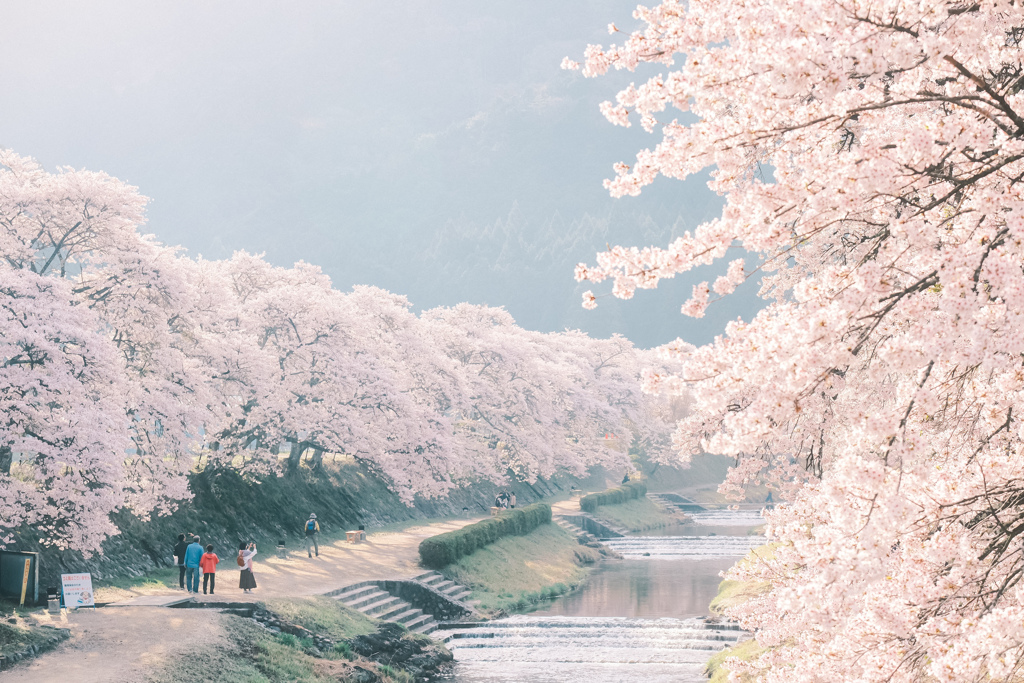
[573, 1, 1024, 679]
[0, 151, 679, 553]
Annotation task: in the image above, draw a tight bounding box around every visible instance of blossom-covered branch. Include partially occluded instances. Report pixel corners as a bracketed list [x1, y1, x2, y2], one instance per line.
[570, 0, 1024, 680]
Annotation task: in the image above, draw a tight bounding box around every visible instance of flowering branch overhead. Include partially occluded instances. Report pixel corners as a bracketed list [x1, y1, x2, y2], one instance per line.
[569, 0, 1024, 680]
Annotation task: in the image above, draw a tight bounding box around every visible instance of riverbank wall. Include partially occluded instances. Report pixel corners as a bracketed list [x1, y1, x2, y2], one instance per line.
[11, 461, 605, 592]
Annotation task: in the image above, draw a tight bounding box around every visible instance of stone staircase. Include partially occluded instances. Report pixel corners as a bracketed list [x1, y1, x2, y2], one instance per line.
[557, 513, 629, 539]
[331, 573, 475, 640]
[333, 583, 440, 636]
[554, 515, 601, 544]
[412, 570, 474, 604]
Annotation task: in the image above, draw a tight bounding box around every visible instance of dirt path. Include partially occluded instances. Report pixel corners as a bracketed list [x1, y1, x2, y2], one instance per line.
[551, 497, 584, 517]
[5, 607, 224, 683]
[6, 516, 482, 682]
[185, 516, 483, 603]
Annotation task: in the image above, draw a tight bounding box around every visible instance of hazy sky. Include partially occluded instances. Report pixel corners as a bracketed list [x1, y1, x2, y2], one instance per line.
[1, 1, 761, 348]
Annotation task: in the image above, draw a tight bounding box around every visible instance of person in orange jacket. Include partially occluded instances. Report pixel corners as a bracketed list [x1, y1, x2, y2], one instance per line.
[199, 544, 220, 595]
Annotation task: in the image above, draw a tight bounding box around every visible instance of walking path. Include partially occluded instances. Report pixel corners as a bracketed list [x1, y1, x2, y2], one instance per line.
[108, 516, 483, 606]
[7, 516, 483, 682]
[4, 608, 225, 683]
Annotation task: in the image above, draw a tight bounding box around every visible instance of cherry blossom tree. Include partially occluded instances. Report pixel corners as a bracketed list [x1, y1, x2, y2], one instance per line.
[212, 254, 470, 499]
[0, 270, 128, 550]
[0, 150, 206, 546]
[0, 149, 674, 553]
[570, 1, 1024, 680]
[421, 305, 649, 482]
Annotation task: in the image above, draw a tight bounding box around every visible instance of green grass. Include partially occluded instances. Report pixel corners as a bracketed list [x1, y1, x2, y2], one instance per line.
[93, 567, 180, 602]
[147, 616, 323, 683]
[708, 579, 771, 614]
[703, 543, 776, 681]
[708, 543, 778, 615]
[590, 496, 679, 531]
[258, 597, 378, 640]
[0, 612, 64, 657]
[149, 614, 415, 683]
[705, 638, 766, 682]
[442, 523, 599, 614]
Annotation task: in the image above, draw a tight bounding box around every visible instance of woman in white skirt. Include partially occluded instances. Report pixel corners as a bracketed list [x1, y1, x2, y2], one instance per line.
[238, 541, 257, 592]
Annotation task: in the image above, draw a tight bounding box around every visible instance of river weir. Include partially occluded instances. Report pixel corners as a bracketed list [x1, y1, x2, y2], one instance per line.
[440, 616, 745, 683]
[686, 508, 767, 526]
[440, 503, 766, 682]
[601, 534, 762, 559]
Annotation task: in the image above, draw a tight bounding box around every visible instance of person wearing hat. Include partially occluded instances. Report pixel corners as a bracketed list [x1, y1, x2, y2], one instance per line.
[304, 513, 320, 558]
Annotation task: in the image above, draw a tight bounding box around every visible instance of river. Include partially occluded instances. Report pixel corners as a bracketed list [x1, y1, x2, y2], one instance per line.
[439, 509, 764, 683]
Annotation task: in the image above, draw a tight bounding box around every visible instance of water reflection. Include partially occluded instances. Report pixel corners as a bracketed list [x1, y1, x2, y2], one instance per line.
[533, 558, 737, 618]
[443, 507, 765, 682]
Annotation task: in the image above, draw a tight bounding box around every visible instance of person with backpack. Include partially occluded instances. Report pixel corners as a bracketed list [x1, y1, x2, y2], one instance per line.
[173, 533, 188, 590]
[200, 544, 219, 595]
[304, 513, 320, 558]
[184, 535, 204, 594]
[238, 541, 257, 593]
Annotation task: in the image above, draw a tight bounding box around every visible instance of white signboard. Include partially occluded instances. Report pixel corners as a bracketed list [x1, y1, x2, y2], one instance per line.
[60, 573, 95, 609]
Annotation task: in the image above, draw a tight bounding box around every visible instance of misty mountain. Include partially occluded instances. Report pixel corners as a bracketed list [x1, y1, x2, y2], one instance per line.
[0, 0, 764, 348]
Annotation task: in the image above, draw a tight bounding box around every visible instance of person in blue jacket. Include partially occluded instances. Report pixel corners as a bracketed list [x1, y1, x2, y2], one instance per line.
[184, 535, 204, 594]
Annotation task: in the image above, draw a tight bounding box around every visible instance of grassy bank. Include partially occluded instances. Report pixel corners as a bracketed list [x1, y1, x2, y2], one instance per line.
[260, 597, 378, 640]
[706, 638, 765, 683]
[704, 544, 775, 681]
[708, 579, 771, 615]
[149, 615, 380, 683]
[150, 598, 443, 683]
[441, 523, 600, 614]
[591, 497, 680, 532]
[93, 567, 181, 603]
[0, 609, 65, 658]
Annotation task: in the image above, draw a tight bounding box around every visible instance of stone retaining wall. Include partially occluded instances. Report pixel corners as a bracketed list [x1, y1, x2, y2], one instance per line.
[374, 579, 472, 621]
[0, 627, 71, 671]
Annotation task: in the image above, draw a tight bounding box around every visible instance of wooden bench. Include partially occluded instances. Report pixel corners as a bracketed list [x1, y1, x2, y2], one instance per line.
[346, 530, 365, 543]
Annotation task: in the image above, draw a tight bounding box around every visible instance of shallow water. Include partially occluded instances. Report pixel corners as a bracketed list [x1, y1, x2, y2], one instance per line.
[600, 534, 763, 559]
[442, 506, 764, 682]
[686, 508, 768, 526]
[439, 616, 744, 683]
[533, 557, 737, 618]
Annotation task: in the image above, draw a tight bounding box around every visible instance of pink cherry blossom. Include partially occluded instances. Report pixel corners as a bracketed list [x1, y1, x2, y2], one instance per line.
[571, 0, 1024, 679]
[0, 150, 677, 552]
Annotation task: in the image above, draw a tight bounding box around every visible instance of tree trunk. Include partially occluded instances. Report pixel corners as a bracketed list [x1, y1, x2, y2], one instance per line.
[0, 445, 11, 475]
[310, 447, 324, 470]
[287, 441, 306, 474]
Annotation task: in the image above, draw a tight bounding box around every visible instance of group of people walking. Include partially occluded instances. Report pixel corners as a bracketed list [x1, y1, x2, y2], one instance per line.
[173, 514, 321, 595]
[173, 534, 258, 595]
[493, 491, 516, 509]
